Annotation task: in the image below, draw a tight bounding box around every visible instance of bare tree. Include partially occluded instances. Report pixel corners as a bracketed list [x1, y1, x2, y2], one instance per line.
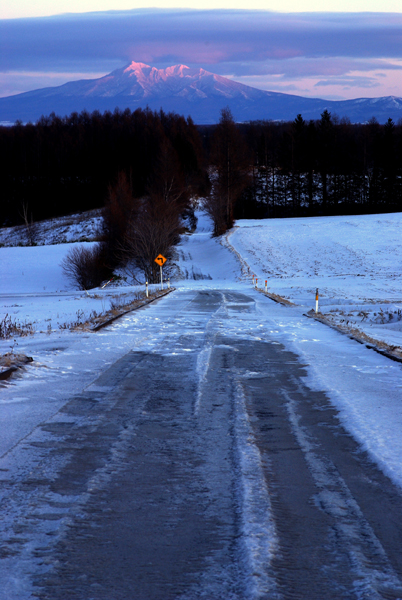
[205, 107, 250, 236]
[20, 202, 37, 246]
[119, 140, 189, 282]
[120, 202, 180, 283]
[102, 171, 140, 269]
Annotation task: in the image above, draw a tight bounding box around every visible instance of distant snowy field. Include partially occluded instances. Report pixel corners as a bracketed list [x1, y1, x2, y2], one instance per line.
[229, 213, 402, 349]
[231, 213, 402, 302]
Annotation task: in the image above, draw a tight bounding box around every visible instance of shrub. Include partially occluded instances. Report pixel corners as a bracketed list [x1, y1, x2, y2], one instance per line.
[61, 243, 110, 290]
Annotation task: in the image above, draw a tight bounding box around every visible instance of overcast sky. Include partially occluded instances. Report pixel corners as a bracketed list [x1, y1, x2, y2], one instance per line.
[1, 4, 402, 100]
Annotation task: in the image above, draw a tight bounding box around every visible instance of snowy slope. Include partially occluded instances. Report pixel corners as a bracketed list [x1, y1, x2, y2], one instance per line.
[230, 213, 402, 303]
[0, 209, 102, 247]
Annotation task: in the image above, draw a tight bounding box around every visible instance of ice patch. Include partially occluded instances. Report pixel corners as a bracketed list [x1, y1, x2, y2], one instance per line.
[234, 381, 279, 599]
[194, 344, 213, 416]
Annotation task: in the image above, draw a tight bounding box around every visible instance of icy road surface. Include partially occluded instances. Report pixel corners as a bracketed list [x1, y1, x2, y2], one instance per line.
[2, 289, 402, 599]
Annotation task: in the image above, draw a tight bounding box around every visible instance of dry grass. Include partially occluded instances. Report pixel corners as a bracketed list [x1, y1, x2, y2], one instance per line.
[0, 314, 35, 339]
[62, 288, 174, 332]
[0, 352, 33, 368]
[256, 287, 295, 306]
[0, 352, 34, 381]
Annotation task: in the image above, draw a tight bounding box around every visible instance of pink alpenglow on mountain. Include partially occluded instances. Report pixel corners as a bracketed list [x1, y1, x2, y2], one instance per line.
[1, 61, 402, 124]
[63, 62, 260, 101]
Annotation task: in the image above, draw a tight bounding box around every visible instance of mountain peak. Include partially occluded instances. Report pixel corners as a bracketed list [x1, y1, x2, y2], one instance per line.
[2, 61, 402, 125]
[124, 61, 152, 74]
[164, 64, 191, 77]
[123, 62, 192, 78]
[119, 62, 195, 92]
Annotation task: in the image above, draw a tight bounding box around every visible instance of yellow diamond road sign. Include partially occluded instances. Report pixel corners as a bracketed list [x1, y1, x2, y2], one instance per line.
[155, 254, 167, 266]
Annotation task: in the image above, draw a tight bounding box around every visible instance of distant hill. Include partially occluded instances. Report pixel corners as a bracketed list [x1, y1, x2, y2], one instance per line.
[1, 61, 402, 124]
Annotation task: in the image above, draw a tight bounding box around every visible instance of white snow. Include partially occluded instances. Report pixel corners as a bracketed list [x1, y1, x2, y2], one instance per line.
[230, 213, 402, 303]
[0, 239, 159, 333]
[2, 243, 84, 294]
[229, 213, 402, 349]
[1, 208, 402, 597]
[2, 209, 402, 486]
[175, 212, 240, 284]
[0, 209, 102, 247]
[224, 213, 402, 493]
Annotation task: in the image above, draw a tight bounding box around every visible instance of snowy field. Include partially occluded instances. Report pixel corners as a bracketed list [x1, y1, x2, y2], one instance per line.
[0, 241, 163, 342]
[1, 209, 402, 584]
[229, 213, 402, 349]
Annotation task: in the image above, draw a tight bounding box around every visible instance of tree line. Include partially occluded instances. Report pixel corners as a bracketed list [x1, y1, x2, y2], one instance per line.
[201, 110, 402, 229]
[1, 107, 402, 285]
[0, 107, 208, 226]
[0, 107, 209, 285]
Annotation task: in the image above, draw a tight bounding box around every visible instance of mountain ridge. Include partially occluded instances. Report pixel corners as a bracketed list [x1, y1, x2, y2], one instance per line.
[1, 61, 402, 124]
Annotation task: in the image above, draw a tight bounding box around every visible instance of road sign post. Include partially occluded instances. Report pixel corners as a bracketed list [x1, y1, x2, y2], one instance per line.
[154, 254, 167, 290]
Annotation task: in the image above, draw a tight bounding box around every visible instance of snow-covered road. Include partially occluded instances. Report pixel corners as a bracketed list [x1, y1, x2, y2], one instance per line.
[1, 211, 402, 598]
[2, 288, 402, 599]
